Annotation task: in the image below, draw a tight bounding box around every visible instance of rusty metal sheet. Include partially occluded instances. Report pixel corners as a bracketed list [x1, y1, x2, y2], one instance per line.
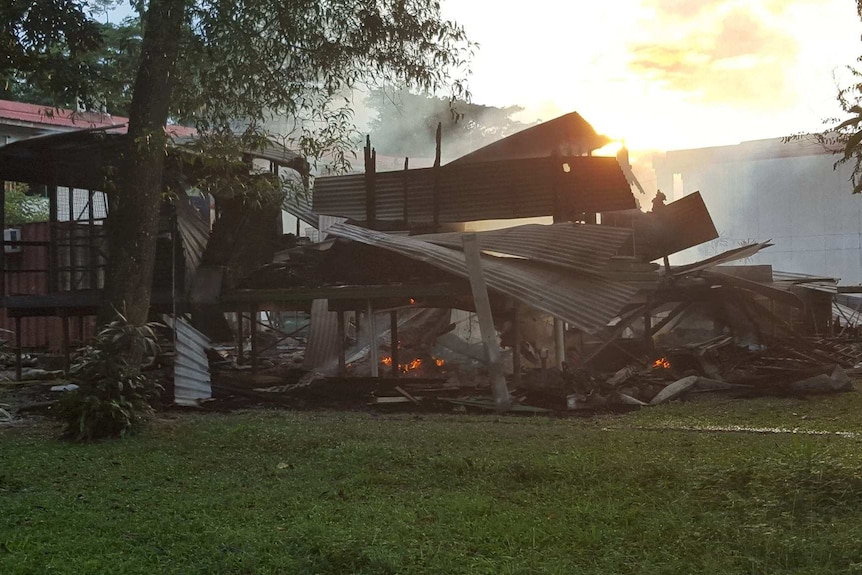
[326, 223, 638, 334]
[313, 156, 635, 224]
[415, 223, 632, 275]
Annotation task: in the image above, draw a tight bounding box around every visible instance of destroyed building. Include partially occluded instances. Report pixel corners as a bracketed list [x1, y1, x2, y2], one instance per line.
[1, 107, 857, 410]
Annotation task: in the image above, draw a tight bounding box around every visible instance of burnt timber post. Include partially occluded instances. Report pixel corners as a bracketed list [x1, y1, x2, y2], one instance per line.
[364, 136, 377, 230]
[15, 317, 22, 381]
[0, 180, 5, 300]
[390, 310, 399, 378]
[236, 311, 244, 363]
[511, 303, 521, 388]
[48, 184, 58, 292]
[68, 187, 76, 289]
[337, 311, 346, 377]
[432, 123, 442, 231]
[250, 306, 259, 373]
[61, 312, 70, 374]
[402, 157, 409, 227]
[643, 298, 654, 355]
[88, 189, 98, 289]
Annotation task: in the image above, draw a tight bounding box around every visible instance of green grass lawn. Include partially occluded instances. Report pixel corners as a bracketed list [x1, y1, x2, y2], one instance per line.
[4, 393, 862, 574]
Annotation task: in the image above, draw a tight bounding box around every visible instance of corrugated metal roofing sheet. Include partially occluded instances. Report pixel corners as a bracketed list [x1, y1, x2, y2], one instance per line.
[326, 223, 638, 333]
[0, 99, 194, 136]
[603, 192, 719, 260]
[302, 299, 340, 373]
[448, 111, 610, 165]
[773, 270, 839, 293]
[283, 192, 319, 228]
[671, 241, 773, 277]
[648, 192, 718, 258]
[415, 223, 632, 275]
[0, 129, 297, 190]
[313, 156, 635, 224]
[174, 194, 210, 287]
[173, 317, 212, 406]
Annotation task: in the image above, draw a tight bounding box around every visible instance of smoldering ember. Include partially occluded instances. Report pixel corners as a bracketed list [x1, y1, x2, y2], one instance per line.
[2, 105, 861, 415]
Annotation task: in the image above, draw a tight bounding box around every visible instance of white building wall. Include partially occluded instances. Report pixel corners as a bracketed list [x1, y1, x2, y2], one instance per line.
[658, 147, 862, 285]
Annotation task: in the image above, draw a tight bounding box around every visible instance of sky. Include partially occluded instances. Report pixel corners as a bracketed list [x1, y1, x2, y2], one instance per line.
[441, 0, 862, 153]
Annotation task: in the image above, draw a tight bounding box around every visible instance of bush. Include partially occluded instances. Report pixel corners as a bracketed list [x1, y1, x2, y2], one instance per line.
[57, 313, 162, 441]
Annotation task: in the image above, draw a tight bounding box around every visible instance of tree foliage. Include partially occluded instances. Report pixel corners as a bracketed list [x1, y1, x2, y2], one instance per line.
[367, 88, 532, 159]
[4, 0, 473, 327]
[3, 1, 474, 172]
[3, 184, 49, 225]
[791, 1, 862, 194]
[57, 312, 162, 441]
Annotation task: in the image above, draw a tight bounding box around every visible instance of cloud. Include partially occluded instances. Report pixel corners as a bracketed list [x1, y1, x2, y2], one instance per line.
[628, 3, 801, 108]
[643, 0, 727, 19]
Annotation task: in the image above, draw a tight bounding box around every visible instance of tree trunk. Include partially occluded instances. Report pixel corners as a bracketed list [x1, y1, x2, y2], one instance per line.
[101, 0, 187, 325]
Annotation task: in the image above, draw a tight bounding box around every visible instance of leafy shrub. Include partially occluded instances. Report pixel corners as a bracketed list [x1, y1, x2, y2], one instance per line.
[57, 313, 162, 441]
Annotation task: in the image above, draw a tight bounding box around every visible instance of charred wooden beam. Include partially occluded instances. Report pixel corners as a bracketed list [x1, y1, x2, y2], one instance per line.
[364, 136, 377, 229]
[0, 180, 5, 300]
[432, 123, 442, 231]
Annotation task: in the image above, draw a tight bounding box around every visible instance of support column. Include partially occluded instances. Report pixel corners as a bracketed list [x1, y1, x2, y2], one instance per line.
[0, 180, 5, 300]
[643, 301, 654, 356]
[462, 234, 511, 411]
[88, 190, 97, 289]
[15, 317, 22, 381]
[337, 311, 346, 377]
[554, 318, 565, 369]
[61, 313, 70, 374]
[236, 311, 244, 363]
[432, 123, 442, 231]
[390, 310, 399, 379]
[250, 307, 259, 373]
[68, 187, 76, 289]
[511, 305, 521, 388]
[48, 185, 58, 292]
[367, 300, 378, 377]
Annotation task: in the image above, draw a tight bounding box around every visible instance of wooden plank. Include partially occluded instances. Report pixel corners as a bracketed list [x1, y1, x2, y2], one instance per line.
[462, 233, 511, 410]
[394, 385, 420, 404]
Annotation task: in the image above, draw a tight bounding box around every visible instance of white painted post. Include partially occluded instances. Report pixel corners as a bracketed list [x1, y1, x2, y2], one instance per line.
[367, 300, 379, 377]
[462, 234, 511, 411]
[554, 318, 565, 369]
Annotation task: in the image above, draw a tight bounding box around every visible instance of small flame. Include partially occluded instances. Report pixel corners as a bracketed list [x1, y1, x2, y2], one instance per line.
[652, 357, 671, 369]
[404, 358, 422, 371]
[379, 356, 445, 373]
[409, 298, 416, 304]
